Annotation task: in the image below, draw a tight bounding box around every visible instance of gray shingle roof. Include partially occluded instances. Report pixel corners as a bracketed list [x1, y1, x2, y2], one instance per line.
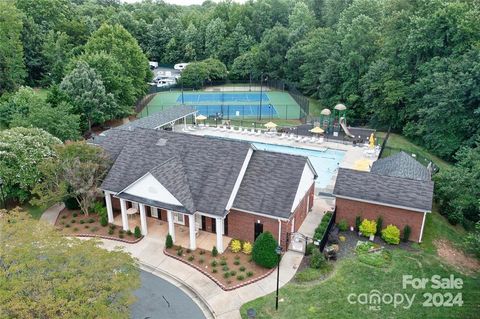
[233, 151, 310, 219]
[371, 151, 431, 181]
[94, 127, 312, 218]
[95, 128, 252, 216]
[333, 168, 434, 212]
[116, 105, 196, 131]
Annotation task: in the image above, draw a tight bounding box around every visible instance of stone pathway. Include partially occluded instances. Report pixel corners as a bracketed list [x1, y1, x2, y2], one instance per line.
[39, 203, 64, 225]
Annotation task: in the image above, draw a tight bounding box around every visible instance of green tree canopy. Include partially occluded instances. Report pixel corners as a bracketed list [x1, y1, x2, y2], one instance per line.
[0, 1, 26, 93]
[0, 208, 140, 319]
[60, 61, 117, 133]
[0, 127, 61, 202]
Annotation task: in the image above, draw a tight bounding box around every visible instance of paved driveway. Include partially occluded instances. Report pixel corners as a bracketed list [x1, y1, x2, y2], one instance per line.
[132, 270, 205, 319]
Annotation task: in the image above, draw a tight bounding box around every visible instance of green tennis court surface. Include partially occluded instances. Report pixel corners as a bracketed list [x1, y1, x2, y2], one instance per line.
[139, 91, 302, 120]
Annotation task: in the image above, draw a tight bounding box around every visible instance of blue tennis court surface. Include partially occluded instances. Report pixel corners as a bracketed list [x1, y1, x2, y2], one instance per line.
[177, 92, 269, 103]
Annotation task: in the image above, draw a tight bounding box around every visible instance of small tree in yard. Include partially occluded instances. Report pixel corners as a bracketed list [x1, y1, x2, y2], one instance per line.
[252, 232, 278, 268]
[31, 141, 111, 216]
[382, 225, 400, 244]
[134, 226, 141, 238]
[310, 249, 326, 269]
[212, 246, 218, 257]
[376, 216, 383, 236]
[403, 225, 411, 242]
[464, 221, 480, 258]
[165, 234, 173, 248]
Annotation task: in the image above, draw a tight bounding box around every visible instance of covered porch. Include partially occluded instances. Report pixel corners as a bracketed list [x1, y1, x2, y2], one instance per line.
[105, 191, 230, 253]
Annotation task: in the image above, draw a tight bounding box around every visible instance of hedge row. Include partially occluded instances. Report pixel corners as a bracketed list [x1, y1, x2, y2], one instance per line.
[313, 212, 333, 240]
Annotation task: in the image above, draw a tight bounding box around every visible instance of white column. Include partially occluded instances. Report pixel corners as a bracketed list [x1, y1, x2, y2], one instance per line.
[167, 210, 175, 242]
[104, 191, 114, 223]
[184, 117, 187, 129]
[139, 203, 148, 236]
[120, 199, 129, 231]
[188, 214, 196, 250]
[278, 220, 282, 245]
[216, 217, 224, 253]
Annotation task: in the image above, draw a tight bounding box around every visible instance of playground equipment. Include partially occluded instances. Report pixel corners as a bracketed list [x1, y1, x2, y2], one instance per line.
[334, 103, 355, 138]
[320, 108, 332, 132]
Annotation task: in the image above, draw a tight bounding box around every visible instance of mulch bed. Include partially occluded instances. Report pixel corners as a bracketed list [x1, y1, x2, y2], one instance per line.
[55, 208, 142, 243]
[164, 245, 274, 290]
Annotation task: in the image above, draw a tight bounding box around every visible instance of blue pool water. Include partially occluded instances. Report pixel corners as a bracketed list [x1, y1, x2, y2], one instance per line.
[252, 142, 345, 189]
[176, 92, 278, 117]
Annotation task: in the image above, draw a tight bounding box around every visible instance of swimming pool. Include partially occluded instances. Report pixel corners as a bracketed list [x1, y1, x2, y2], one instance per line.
[252, 142, 345, 190]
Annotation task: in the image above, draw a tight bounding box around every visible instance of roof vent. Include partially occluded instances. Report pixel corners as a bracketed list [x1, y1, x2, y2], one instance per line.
[156, 138, 167, 146]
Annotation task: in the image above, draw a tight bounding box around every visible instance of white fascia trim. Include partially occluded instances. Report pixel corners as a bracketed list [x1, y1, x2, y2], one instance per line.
[335, 194, 430, 213]
[230, 207, 289, 222]
[153, 111, 197, 129]
[225, 147, 254, 210]
[305, 158, 318, 179]
[419, 211, 427, 243]
[196, 211, 225, 219]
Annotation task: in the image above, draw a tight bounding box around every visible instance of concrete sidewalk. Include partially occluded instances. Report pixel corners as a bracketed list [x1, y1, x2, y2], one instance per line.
[97, 234, 304, 319]
[39, 203, 64, 225]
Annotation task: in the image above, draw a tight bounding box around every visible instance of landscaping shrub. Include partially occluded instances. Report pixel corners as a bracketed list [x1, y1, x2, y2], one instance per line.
[88, 218, 95, 223]
[246, 271, 254, 277]
[109, 224, 116, 230]
[210, 259, 218, 267]
[165, 234, 173, 248]
[61, 215, 66, 219]
[126, 230, 132, 236]
[359, 219, 377, 237]
[188, 255, 195, 262]
[382, 225, 400, 244]
[91, 226, 99, 232]
[223, 272, 230, 279]
[72, 212, 78, 218]
[84, 225, 89, 229]
[252, 232, 279, 269]
[212, 268, 218, 273]
[186, 248, 191, 254]
[199, 257, 205, 264]
[199, 250, 205, 255]
[79, 220, 85, 224]
[212, 246, 218, 257]
[222, 265, 229, 271]
[376, 216, 383, 236]
[306, 243, 316, 256]
[63, 195, 80, 210]
[338, 219, 348, 231]
[73, 227, 79, 231]
[230, 239, 242, 253]
[242, 241, 252, 254]
[236, 275, 244, 281]
[65, 223, 71, 228]
[355, 216, 361, 231]
[100, 215, 108, 227]
[229, 270, 237, 276]
[310, 249, 326, 269]
[314, 212, 333, 240]
[108, 229, 114, 235]
[119, 233, 124, 239]
[403, 225, 411, 242]
[239, 266, 246, 272]
[71, 219, 76, 224]
[176, 247, 183, 256]
[134, 226, 141, 238]
[233, 260, 240, 265]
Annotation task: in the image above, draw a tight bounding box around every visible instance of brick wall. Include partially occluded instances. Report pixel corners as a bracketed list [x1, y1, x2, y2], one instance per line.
[227, 183, 315, 250]
[335, 197, 426, 242]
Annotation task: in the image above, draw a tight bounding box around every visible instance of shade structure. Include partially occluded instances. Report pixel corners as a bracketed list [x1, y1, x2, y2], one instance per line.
[264, 121, 278, 129]
[334, 103, 347, 111]
[320, 108, 331, 116]
[309, 126, 325, 134]
[196, 114, 207, 121]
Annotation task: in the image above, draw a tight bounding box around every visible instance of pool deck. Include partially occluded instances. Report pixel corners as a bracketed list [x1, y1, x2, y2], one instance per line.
[175, 125, 378, 194]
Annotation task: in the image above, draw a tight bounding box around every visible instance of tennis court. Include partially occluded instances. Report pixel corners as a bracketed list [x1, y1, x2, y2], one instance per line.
[140, 91, 302, 120]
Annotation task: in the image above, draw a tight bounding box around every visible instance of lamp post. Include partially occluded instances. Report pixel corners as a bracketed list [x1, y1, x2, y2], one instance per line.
[181, 80, 185, 104]
[275, 245, 282, 310]
[0, 178, 6, 210]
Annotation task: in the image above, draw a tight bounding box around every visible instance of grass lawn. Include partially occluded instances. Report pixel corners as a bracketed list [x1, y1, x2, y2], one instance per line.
[376, 132, 451, 171]
[22, 204, 44, 220]
[241, 208, 479, 319]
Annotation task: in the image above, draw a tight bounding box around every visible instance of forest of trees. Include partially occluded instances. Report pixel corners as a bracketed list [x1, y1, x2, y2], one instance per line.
[0, 0, 479, 227]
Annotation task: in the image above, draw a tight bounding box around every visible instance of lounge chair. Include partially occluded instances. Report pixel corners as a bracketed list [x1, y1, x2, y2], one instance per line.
[250, 128, 255, 135]
[255, 130, 261, 136]
[295, 135, 302, 142]
[310, 136, 317, 143]
[230, 126, 235, 133]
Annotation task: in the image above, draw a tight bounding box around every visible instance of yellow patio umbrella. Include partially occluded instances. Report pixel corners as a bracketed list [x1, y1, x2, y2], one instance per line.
[369, 132, 375, 149]
[309, 126, 325, 134]
[264, 121, 278, 129]
[196, 114, 207, 121]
